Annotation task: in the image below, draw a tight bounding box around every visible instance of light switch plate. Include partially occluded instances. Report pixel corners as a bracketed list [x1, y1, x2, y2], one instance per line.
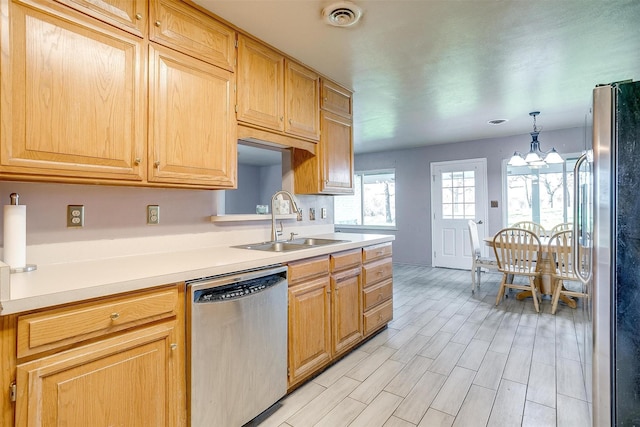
[309, 208, 316, 221]
[67, 205, 84, 227]
[321, 207, 327, 219]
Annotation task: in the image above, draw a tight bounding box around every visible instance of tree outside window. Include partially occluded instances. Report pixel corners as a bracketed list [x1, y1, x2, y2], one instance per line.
[505, 156, 577, 230]
[335, 170, 396, 228]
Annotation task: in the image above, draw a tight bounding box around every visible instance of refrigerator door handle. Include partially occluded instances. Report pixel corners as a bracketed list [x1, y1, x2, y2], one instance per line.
[573, 153, 591, 284]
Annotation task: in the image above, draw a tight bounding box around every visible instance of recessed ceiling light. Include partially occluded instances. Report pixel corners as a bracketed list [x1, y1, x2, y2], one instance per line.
[487, 119, 508, 125]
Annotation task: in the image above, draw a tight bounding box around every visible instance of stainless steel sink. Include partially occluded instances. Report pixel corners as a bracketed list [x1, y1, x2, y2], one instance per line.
[287, 237, 347, 246]
[233, 237, 347, 252]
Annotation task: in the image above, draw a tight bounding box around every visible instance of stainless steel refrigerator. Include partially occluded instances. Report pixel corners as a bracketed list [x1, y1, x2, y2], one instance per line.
[575, 80, 640, 426]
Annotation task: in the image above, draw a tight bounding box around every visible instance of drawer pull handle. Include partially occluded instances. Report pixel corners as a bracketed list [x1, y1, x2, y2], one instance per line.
[110, 312, 120, 320]
[377, 271, 383, 276]
[377, 251, 384, 255]
[377, 313, 383, 321]
[377, 293, 383, 301]
[170, 343, 178, 351]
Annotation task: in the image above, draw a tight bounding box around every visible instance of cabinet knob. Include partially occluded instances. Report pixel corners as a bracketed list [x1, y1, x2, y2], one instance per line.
[324, 97, 328, 102]
[135, 13, 142, 20]
[325, 179, 329, 184]
[134, 157, 141, 165]
[288, 118, 292, 124]
[154, 161, 161, 168]
[155, 20, 161, 27]
[377, 293, 383, 301]
[170, 343, 178, 350]
[280, 116, 283, 122]
[110, 312, 120, 320]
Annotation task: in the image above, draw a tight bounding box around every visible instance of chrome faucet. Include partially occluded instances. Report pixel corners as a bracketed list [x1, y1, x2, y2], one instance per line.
[271, 190, 300, 241]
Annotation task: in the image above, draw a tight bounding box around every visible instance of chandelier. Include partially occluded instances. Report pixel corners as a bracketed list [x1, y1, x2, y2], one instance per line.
[508, 111, 563, 168]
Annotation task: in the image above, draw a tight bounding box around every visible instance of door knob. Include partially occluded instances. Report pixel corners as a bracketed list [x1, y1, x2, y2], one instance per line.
[476, 220, 484, 224]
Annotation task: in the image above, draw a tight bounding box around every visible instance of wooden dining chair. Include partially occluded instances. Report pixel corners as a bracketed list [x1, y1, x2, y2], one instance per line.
[512, 221, 546, 238]
[550, 222, 572, 236]
[493, 228, 541, 312]
[547, 230, 588, 314]
[467, 220, 498, 293]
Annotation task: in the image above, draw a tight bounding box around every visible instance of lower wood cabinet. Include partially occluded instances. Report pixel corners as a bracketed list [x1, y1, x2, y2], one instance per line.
[3, 284, 186, 427]
[287, 256, 331, 388]
[15, 321, 182, 426]
[362, 243, 394, 337]
[287, 245, 391, 390]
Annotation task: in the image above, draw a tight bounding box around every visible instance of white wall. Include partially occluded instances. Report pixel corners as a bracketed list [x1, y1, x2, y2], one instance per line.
[339, 127, 586, 266]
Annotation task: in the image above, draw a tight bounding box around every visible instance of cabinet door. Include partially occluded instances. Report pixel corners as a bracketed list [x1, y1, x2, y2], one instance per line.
[321, 111, 353, 193]
[236, 35, 284, 131]
[332, 269, 363, 355]
[321, 78, 352, 119]
[285, 60, 319, 140]
[148, 44, 237, 188]
[1, 2, 145, 182]
[293, 111, 353, 194]
[54, 0, 147, 36]
[15, 322, 183, 427]
[288, 276, 331, 386]
[149, 0, 235, 71]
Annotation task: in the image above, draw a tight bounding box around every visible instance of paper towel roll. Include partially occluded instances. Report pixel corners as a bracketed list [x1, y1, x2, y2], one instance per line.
[4, 204, 26, 269]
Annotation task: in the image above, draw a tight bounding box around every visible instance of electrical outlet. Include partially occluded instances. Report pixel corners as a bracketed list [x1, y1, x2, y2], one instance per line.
[67, 205, 84, 227]
[321, 207, 327, 219]
[296, 208, 303, 221]
[309, 208, 316, 221]
[147, 205, 160, 225]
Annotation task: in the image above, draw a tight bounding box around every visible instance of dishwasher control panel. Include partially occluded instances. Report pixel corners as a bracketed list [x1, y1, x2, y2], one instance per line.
[193, 270, 287, 303]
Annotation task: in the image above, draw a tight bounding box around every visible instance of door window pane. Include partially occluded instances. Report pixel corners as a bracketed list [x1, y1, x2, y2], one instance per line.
[442, 169, 475, 219]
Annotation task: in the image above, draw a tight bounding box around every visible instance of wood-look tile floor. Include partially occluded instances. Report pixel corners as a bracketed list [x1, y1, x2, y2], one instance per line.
[252, 265, 592, 427]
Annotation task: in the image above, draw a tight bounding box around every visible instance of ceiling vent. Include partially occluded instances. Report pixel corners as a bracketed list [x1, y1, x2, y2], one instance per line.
[322, 1, 362, 27]
[487, 119, 508, 125]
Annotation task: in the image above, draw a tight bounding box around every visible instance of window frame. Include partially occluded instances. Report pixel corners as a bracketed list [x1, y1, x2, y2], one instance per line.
[334, 168, 397, 231]
[501, 152, 581, 229]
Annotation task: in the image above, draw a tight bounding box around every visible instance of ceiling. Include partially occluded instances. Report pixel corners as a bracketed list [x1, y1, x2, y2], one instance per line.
[194, 0, 640, 154]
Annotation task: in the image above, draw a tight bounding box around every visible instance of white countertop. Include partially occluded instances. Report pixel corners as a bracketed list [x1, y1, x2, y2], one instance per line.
[0, 232, 394, 315]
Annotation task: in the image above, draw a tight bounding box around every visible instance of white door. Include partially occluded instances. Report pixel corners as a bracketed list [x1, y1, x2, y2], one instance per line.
[431, 159, 488, 269]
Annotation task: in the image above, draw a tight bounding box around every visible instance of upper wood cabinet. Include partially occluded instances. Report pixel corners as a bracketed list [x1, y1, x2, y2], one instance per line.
[149, 0, 235, 71]
[237, 34, 320, 141]
[294, 110, 354, 194]
[148, 45, 237, 188]
[237, 35, 284, 131]
[321, 78, 353, 119]
[285, 60, 320, 140]
[0, 1, 146, 182]
[52, 0, 147, 36]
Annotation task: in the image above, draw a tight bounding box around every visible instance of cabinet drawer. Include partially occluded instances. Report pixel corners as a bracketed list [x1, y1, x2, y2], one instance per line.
[364, 299, 393, 336]
[330, 249, 362, 272]
[17, 286, 178, 358]
[321, 78, 352, 119]
[363, 279, 393, 311]
[362, 243, 393, 263]
[362, 258, 393, 287]
[288, 256, 330, 285]
[149, 0, 235, 71]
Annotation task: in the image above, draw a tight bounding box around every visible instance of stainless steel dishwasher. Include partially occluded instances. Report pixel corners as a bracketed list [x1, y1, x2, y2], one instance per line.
[187, 265, 288, 427]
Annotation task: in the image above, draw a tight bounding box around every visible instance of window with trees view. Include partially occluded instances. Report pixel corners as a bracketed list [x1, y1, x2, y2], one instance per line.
[334, 170, 396, 228]
[505, 155, 578, 230]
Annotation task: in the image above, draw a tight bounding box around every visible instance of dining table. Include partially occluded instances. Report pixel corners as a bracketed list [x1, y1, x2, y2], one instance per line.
[483, 235, 577, 309]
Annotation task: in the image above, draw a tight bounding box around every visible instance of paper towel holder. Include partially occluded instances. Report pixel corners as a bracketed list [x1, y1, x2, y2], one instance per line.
[6, 193, 37, 273]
